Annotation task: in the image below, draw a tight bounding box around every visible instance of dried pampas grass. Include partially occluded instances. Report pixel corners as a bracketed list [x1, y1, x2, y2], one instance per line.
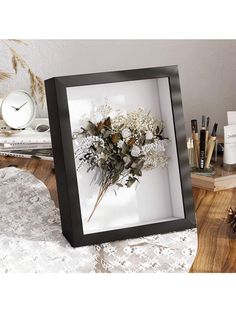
[8, 39, 28, 45]
[28, 69, 45, 106]
[0, 40, 45, 107]
[0, 71, 12, 81]
[10, 47, 26, 74]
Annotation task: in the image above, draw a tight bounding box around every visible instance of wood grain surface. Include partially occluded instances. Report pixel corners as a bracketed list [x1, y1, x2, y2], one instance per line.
[190, 186, 236, 272]
[0, 156, 236, 272]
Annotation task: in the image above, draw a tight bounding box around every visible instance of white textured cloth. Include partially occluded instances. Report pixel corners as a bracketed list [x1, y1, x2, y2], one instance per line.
[0, 167, 197, 273]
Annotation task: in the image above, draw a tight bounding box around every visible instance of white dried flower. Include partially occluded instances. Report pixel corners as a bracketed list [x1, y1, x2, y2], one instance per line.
[117, 140, 124, 148]
[72, 132, 79, 139]
[100, 152, 106, 159]
[122, 128, 131, 138]
[91, 104, 113, 123]
[145, 130, 153, 140]
[73, 135, 105, 169]
[123, 156, 131, 164]
[142, 139, 169, 169]
[131, 145, 141, 157]
[112, 107, 163, 134]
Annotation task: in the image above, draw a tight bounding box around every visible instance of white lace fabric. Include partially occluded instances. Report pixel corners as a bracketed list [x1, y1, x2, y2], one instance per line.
[0, 167, 197, 273]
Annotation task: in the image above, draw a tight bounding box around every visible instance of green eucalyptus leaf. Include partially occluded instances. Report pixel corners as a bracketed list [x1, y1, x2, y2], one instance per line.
[112, 173, 120, 184]
[125, 176, 138, 188]
[103, 130, 111, 138]
[116, 183, 123, 187]
[122, 142, 128, 154]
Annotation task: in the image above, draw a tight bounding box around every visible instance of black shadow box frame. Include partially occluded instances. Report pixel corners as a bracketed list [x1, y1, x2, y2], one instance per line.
[45, 65, 196, 247]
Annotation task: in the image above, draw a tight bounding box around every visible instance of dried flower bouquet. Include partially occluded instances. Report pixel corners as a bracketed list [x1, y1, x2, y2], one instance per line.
[73, 105, 170, 222]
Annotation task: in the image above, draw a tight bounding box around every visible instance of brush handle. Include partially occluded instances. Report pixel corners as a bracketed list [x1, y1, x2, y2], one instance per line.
[199, 129, 206, 169]
[193, 132, 199, 167]
[205, 130, 209, 156]
[205, 136, 216, 168]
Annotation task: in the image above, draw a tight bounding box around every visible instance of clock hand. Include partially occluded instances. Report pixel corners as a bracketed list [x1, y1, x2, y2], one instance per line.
[11, 106, 18, 111]
[18, 101, 28, 110]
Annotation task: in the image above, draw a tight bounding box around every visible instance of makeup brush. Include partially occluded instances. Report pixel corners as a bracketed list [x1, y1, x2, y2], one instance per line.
[205, 117, 210, 155]
[199, 115, 206, 169]
[191, 119, 199, 168]
[205, 123, 218, 168]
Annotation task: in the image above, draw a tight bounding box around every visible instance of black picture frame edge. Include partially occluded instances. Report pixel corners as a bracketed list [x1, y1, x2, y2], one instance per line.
[168, 74, 196, 226]
[45, 78, 84, 246]
[45, 65, 196, 248]
[55, 65, 179, 87]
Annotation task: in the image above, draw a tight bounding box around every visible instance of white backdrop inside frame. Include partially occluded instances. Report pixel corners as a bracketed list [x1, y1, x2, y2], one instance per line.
[66, 78, 185, 234]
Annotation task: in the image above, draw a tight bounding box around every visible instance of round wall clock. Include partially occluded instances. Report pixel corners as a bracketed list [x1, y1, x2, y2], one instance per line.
[0, 90, 36, 129]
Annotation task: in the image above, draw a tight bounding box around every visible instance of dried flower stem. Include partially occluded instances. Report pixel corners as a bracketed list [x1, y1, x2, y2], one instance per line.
[87, 182, 110, 222]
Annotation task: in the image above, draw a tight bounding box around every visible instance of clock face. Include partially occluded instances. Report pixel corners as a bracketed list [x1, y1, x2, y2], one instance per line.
[1, 91, 36, 129]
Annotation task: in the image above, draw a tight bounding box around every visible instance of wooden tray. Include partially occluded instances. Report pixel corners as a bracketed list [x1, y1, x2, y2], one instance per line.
[191, 160, 236, 191]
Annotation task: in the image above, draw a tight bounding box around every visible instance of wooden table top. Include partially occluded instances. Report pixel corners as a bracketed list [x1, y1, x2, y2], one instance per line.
[0, 156, 236, 272]
[190, 187, 236, 272]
